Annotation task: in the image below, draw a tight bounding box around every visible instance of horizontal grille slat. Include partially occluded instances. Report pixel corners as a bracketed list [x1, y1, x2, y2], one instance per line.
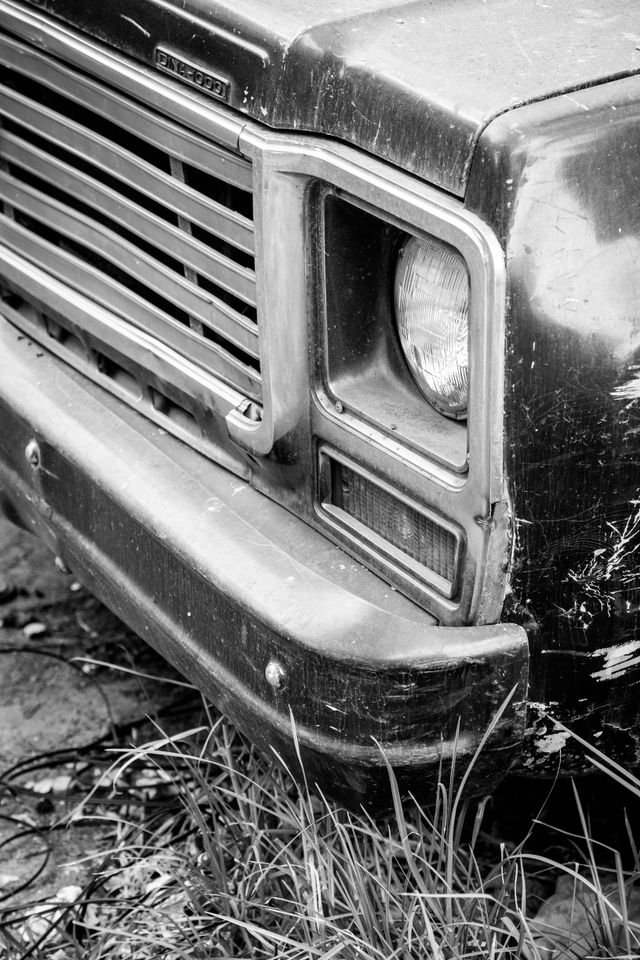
[0, 172, 250, 326]
[1, 85, 255, 255]
[0, 35, 253, 190]
[1, 29, 263, 445]
[0, 250, 255, 451]
[2, 217, 262, 383]
[3, 138, 257, 305]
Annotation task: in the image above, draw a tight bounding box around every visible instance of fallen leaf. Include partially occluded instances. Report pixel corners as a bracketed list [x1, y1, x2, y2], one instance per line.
[524, 874, 640, 959]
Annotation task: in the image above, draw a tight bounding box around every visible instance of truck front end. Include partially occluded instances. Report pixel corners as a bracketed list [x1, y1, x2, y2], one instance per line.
[1, 0, 638, 802]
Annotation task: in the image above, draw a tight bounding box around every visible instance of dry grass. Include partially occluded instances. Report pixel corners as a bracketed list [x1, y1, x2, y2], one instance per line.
[1, 696, 639, 960]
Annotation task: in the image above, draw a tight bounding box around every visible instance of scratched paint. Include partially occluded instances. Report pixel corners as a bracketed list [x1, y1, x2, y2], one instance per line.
[26, 0, 640, 196]
[120, 14, 151, 37]
[467, 73, 640, 773]
[591, 639, 640, 682]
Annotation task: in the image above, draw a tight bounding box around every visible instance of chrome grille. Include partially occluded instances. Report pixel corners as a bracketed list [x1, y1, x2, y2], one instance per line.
[0, 36, 261, 403]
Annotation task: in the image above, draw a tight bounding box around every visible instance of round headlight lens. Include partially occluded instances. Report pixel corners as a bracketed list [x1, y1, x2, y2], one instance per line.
[394, 235, 469, 418]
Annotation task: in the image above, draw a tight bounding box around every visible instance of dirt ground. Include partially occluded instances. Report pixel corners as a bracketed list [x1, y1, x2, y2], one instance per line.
[0, 513, 200, 923]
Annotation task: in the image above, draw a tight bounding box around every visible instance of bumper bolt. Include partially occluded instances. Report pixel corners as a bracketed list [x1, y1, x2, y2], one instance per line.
[25, 439, 41, 469]
[265, 659, 286, 690]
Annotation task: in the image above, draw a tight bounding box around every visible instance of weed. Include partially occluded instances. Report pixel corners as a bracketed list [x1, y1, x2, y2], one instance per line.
[1, 702, 639, 958]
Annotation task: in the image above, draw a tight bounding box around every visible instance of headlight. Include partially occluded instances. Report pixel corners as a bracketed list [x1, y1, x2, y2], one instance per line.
[394, 235, 469, 418]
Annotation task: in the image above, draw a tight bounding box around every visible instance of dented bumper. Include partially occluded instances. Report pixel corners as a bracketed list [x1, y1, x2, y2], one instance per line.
[0, 320, 528, 803]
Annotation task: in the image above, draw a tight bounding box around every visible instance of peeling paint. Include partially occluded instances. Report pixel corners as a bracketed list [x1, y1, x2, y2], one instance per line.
[536, 729, 571, 754]
[612, 366, 640, 400]
[590, 639, 640, 681]
[528, 700, 552, 714]
[526, 705, 572, 757]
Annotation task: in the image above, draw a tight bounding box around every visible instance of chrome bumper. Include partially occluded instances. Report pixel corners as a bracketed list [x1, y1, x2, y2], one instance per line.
[0, 319, 528, 804]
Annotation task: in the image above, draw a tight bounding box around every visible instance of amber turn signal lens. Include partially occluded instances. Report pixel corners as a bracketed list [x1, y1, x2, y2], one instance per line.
[394, 235, 469, 418]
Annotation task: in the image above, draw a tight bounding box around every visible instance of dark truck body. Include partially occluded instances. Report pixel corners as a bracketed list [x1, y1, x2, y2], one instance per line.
[1, 0, 639, 803]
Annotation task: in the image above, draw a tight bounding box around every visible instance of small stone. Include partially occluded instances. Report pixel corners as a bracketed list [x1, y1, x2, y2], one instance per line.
[56, 884, 82, 903]
[29, 774, 73, 795]
[23, 621, 47, 639]
[49, 774, 73, 795]
[0, 578, 17, 604]
[54, 556, 71, 575]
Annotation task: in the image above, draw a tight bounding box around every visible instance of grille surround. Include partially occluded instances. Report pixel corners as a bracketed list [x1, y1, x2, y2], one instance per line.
[0, 0, 509, 627]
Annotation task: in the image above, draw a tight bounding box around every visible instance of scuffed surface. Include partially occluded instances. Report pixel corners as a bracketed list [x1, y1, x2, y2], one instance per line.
[467, 76, 640, 772]
[17, 0, 640, 194]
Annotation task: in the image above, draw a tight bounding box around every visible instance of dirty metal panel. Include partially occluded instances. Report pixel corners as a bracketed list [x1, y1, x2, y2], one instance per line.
[466, 76, 640, 773]
[9, 0, 640, 195]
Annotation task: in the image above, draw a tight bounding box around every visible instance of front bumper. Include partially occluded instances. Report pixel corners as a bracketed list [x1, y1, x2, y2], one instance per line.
[0, 319, 528, 804]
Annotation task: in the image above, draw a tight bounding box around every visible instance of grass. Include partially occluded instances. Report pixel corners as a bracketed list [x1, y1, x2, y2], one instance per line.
[2, 693, 640, 960]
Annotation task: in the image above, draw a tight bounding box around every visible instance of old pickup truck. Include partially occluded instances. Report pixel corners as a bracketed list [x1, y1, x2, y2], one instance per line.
[1, 0, 639, 804]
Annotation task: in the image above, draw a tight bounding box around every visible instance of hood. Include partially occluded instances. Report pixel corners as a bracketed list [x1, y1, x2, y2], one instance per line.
[16, 0, 640, 195]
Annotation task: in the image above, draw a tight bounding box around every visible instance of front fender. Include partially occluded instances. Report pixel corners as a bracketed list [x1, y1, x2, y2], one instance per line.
[467, 75, 640, 771]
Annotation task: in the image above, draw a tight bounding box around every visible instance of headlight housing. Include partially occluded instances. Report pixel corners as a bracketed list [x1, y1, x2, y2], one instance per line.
[394, 235, 470, 418]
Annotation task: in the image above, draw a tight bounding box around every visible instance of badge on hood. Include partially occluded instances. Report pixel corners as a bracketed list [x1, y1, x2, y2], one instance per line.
[155, 48, 230, 103]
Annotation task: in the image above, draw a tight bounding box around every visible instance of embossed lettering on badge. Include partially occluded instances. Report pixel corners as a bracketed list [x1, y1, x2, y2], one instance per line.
[155, 48, 230, 102]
